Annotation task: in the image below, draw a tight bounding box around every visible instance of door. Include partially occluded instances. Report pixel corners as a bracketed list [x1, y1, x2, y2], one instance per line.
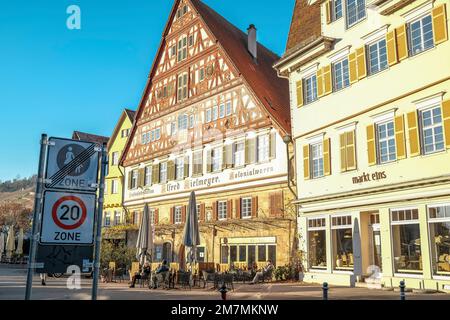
[371, 224, 383, 274]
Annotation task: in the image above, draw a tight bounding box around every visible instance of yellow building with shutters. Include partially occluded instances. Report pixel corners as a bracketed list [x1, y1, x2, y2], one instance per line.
[275, 0, 450, 291]
[103, 109, 135, 236]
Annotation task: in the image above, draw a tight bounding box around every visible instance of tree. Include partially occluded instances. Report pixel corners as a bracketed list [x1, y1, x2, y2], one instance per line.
[0, 202, 32, 231]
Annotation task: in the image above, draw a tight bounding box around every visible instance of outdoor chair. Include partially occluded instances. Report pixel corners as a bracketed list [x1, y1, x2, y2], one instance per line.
[222, 273, 234, 291]
[139, 273, 150, 288]
[262, 269, 274, 283]
[152, 271, 170, 289]
[202, 270, 216, 289]
[114, 268, 125, 283]
[177, 271, 192, 290]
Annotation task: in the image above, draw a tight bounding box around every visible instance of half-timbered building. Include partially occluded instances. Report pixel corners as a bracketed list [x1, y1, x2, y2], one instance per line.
[121, 0, 295, 269]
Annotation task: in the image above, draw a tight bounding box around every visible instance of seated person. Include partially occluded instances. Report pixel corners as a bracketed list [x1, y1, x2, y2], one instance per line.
[151, 260, 170, 289]
[129, 262, 151, 288]
[250, 260, 274, 285]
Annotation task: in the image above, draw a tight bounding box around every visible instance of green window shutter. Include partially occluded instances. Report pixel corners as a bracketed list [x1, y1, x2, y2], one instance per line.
[152, 164, 160, 184]
[184, 156, 190, 178]
[206, 150, 212, 173]
[168, 160, 175, 181]
[269, 131, 276, 159]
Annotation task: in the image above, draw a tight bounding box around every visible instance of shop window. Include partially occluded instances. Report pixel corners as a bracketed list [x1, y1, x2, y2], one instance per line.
[428, 205, 450, 276]
[391, 209, 422, 274]
[248, 245, 256, 267]
[420, 106, 445, 154]
[308, 218, 327, 269]
[409, 14, 434, 56]
[258, 245, 267, 262]
[239, 246, 247, 262]
[230, 245, 237, 262]
[332, 215, 354, 271]
[268, 245, 277, 267]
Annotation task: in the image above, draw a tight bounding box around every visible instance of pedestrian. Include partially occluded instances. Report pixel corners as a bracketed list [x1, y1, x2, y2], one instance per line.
[40, 273, 47, 286]
[129, 262, 151, 288]
[249, 260, 274, 285]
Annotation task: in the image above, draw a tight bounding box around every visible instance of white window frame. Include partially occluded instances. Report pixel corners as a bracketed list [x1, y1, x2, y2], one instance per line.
[145, 166, 152, 186]
[175, 157, 185, 180]
[174, 206, 183, 224]
[408, 13, 434, 56]
[376, 119, 397, 164]
[226, 101, 232, 116]
[177, 36, 188, 62]
[111, 179, 119, 194]
[233, 141, 245, 167]
[114, 211, 121, 225]
[189, 114, 195, 129]
[219, 104, 225, 118]
[211, 147, 222, 172]
[303, 74, 318, 104]
[333, 58, 350, 91]
[212, 105, 219, 121]
[177, 73, 188, 101]
[346, 0, 366, 28]
[310, 142, 324, 179]
[160, 162, 168, 183]
[420, 105, 445, 155]
[104, 212, 111, 226]
[257, 134, 270, 163]
[218, 201, 228, 220]
[111, 152, 119, 166]
[131, 170, 138, 189]
[367, 38, 388, 75]
[206, 108, 212, 123]
[178, 113, 188, 131]
[241, 197, 252, 219]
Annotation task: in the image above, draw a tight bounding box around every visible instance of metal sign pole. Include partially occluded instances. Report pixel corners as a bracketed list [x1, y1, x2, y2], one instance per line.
[25, 134, 48, 300]
[91, 143, 108, 300]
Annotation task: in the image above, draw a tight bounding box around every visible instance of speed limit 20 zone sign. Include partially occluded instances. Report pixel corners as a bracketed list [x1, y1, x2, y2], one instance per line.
[40, 191, 96, 245]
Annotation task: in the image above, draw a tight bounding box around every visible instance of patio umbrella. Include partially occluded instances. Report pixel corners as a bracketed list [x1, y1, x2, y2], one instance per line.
[182, 191, 200, 272]
[16, 228, 24, 256]
[136, 204, 153, 266]
[6, 225, 15, 259]
[0, 231, 5, 259]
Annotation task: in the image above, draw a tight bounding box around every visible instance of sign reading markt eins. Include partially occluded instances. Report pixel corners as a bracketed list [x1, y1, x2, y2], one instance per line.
[352, 171, 387, 184]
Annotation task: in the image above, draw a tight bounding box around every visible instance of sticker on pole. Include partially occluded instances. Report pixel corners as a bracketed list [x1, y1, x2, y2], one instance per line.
[45, 137, 100, 192]
[40, 191, 96, 244]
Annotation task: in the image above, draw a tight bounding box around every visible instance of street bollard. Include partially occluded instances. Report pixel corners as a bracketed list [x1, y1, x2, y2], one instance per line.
[219, 283, 228, 301]
[399, 281, 406, 300]
[322, 282, 329, 300]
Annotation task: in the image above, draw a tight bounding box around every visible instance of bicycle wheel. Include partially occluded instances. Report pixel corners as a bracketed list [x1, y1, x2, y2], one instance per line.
[52, 273, 64, 278]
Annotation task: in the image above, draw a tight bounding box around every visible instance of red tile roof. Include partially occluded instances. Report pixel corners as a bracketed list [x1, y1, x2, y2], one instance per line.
[191, 0, 291, 133]
[72, 131, 110, 145]
[285, 0, 322, 54]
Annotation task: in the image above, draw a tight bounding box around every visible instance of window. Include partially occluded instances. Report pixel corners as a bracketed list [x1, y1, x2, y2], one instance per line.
[332, 215, 354, 271]
[303, 74, 318, 104]
[308, 218, 327, 269]
[121, 129, 130, 138]
[257, 134, 270, 163]
[193, 151, 203, 176]
[111, 152, 119, 166]
[368, 39, 388, 75]
[177, 73, 188, 101]
[311, 142, 324, 179]
[211, 147, 222, 172]
[333, 58, 350, 91]
[205, 108, 212, 123]
[188, 34, 194, 47]
[177, 36, 188, 62]
[233, 141, 245, 167]
[130, 170, 138, 189]
[420, 106, 445, 154]
[189, 114, 195, 129]
[212, 105, 218, 121]
[154, 128, 161, 141]
[258, 245, 267, 262]
[160, 162, 168, 183]
[199, 68, 205, 82]
[221, 245, 229, 264]
[141, 132, 150, 145]
[230, 246, 237, 263]
[332, 0, 343, 21]
[132, 211, 139, 225]
[219, 104, 225, 118]
[391, 209, 422, 274]
[104, 212, 111, 226]
[428, 205, 450, 276]
[144, 166, 152, 186]
[241, 197, 252, 219]
[175, 158, 184, 180]
[111, 180, 118, 194]
[114, 211, 121, 225]
[170, 45, 176, 57]
[226, 101, 232, 116]
[376, 120, 396, 164]
[346, 0, 366, 27]
[170, 122, 177, 136]
[239, 246, 247, 262]
[174, 206, 182, 224]
[178, 113, 188, 130]
[218, 201, 227, 220]
[409, 15, 434, 56]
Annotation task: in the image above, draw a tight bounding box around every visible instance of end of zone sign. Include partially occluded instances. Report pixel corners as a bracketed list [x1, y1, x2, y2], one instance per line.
[40, 191, 96, 245]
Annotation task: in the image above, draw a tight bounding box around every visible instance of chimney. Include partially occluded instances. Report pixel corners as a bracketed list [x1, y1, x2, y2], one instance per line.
[247, 24, 257, 61]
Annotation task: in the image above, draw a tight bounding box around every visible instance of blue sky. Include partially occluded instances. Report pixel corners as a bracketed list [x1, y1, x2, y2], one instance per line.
[0, 0, 294, 182]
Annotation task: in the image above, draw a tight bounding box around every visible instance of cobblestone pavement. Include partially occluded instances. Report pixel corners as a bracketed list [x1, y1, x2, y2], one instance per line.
[1, 264, 449, 300]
